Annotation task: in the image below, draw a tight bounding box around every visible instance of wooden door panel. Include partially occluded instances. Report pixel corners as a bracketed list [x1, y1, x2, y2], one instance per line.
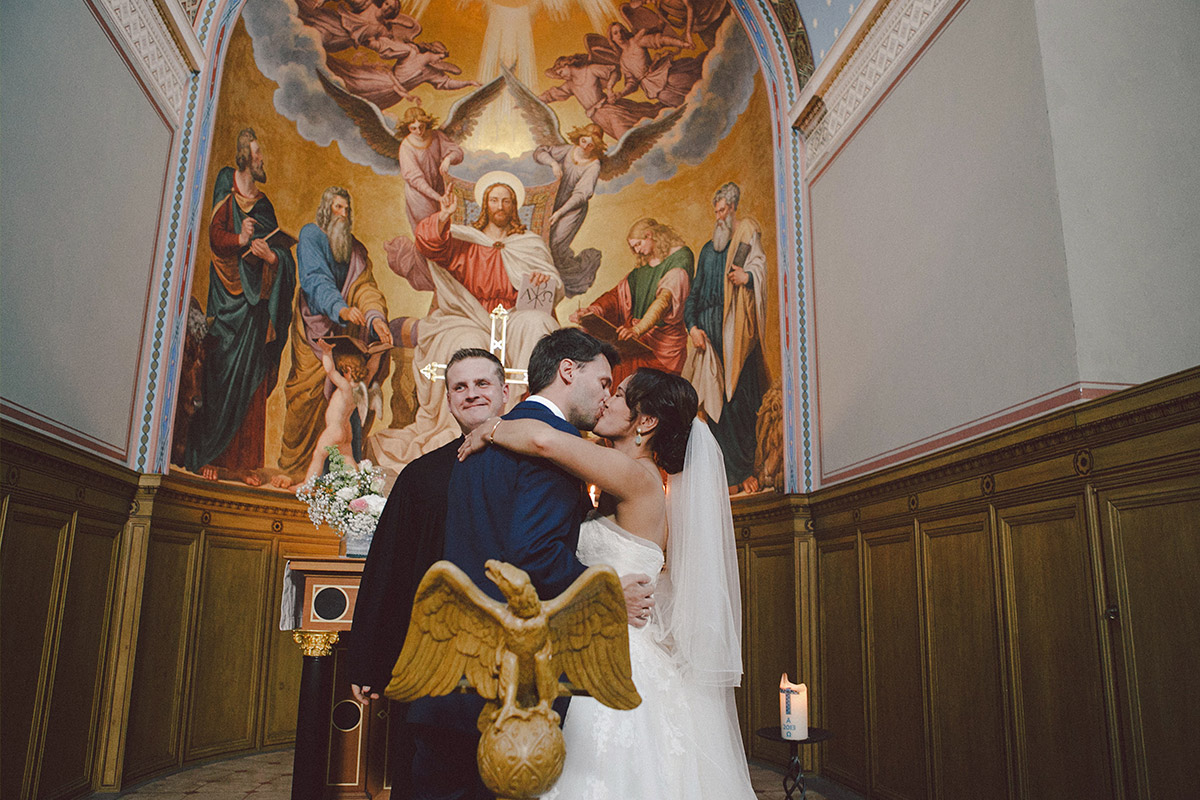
[997, 497, 1115, 799]
[864, 526, 928, 800]
[920, 514, 1009, 800]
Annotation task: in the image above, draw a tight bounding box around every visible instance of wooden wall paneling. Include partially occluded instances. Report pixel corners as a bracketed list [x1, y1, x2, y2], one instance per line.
[261, 538, 340, 746]
[122, 527, 199, 782]
[795, 526, 819, 773]
[93, 477, 160, 793]
[862, 523, 928, 800]
[0, 501, 72, 800]
[746, 541, 798, 766]
[1097, 475, 1200, 800]
[183, 532, 272, 760]
[995, 495, 1117, 800]
[816, 533, 869, 791]
[919, 512, 1010, 800]
[35, 517, 121, 800]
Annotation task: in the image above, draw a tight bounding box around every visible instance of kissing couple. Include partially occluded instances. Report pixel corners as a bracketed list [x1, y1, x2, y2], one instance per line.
[351, 328, 756, 799]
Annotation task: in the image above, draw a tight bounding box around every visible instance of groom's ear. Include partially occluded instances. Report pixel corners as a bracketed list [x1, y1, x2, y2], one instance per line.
[557, 358, 576, 385]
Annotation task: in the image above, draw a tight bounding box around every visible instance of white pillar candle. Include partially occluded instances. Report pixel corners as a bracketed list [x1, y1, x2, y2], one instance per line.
[779, 674, 808, 740]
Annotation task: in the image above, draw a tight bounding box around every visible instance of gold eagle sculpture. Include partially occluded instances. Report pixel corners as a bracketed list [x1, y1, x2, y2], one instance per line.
[386, 559, 640, 799]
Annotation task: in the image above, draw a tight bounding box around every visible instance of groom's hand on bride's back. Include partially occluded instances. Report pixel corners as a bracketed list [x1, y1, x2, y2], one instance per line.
[621, 574, 654, 628]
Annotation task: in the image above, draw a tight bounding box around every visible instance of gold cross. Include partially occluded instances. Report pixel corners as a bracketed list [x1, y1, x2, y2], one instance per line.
[419, 305, 530, 386]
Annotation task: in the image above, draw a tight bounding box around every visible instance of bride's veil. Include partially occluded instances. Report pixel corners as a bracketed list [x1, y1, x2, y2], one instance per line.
[656, 418, 743, 687]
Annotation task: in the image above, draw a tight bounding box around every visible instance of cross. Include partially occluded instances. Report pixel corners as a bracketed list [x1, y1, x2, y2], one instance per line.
[418, 305, 529, 386]
[780, 684, 802, 714]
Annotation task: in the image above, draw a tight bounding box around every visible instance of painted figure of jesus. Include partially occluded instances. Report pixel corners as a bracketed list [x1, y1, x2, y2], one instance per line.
[368, 173, 563, 473]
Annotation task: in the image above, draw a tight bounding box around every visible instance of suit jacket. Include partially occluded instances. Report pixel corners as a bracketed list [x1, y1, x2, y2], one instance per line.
[408, 400, 588, 731]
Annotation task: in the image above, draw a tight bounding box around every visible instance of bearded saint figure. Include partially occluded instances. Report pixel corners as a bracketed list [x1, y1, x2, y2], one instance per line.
[273, 187, 391, 488]
[683, 181, 768, 494]
[368, 173, 563, 473]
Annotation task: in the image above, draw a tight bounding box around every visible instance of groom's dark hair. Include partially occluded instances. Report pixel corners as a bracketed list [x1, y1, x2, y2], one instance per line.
[527, 329, 620, 394]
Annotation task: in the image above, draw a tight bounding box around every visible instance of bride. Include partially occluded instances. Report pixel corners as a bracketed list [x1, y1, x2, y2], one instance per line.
[459, 367, 755, 799]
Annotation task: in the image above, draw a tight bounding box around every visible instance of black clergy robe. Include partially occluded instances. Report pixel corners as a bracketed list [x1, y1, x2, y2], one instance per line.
[346, 436, 460, 797]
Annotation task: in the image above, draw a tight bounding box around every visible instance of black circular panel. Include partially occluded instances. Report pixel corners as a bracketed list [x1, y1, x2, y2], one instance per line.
[332, 699, 362, 732]
[313, 586, 348, 620]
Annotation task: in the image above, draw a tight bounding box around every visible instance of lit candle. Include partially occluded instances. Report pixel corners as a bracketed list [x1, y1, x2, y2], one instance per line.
[779, 674, 808, 740]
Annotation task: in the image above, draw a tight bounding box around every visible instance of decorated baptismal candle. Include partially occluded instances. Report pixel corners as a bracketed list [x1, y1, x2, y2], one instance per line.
[779, 674, 808, 740]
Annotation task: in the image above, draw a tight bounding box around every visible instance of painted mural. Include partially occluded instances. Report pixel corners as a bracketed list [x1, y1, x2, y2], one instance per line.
[172, 0, 786, 495]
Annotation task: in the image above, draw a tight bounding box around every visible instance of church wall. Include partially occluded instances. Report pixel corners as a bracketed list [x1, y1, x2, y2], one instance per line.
[0, 0, 175, 463]
[1029, 0, 1200, 385]
[806, 0, 1079, 484]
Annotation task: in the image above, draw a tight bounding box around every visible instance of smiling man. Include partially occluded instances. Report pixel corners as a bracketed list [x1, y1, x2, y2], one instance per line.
[346, 348, 508, 799]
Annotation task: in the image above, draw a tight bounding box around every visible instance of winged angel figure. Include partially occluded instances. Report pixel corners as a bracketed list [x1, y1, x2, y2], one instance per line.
[503, 64, 685, 295]
[318, 70, 506, 231]
[387, 559, 640, 797]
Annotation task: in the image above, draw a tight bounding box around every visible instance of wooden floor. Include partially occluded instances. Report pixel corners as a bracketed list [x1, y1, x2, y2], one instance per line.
[111, 750, 866, 800]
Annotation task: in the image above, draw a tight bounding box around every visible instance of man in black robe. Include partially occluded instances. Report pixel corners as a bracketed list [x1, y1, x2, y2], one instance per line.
[346, 347, 509, 799]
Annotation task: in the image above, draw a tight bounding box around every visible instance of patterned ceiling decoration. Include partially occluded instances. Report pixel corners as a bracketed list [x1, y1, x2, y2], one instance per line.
[768, 0, 815, 88]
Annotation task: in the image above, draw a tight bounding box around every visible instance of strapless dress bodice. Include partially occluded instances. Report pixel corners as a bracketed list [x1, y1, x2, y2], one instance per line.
[576, 514, 664, 582]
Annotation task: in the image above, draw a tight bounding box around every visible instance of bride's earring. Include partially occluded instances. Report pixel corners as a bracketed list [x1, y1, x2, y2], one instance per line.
[635, 428, 643, 445]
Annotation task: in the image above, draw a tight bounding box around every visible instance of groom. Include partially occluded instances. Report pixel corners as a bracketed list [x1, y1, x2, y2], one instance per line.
[406, 328, 655, 800]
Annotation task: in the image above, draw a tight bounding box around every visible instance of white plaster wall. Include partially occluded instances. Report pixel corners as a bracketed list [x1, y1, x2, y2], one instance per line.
[809, 0, 1078, 479]
[1031, 0, 1200, 384]
[0, 0, 173, 454]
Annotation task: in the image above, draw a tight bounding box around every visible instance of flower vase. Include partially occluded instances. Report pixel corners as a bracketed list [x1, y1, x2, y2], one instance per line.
[344, 528, 373, 559]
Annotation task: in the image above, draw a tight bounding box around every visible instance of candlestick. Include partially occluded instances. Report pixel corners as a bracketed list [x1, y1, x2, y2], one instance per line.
[779, 673, 808, 741]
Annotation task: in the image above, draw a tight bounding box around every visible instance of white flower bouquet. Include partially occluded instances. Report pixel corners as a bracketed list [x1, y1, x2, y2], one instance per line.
[295, 448, 387, 556]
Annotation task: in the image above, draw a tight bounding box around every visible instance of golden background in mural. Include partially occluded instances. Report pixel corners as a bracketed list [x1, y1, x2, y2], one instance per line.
[185, 1, 780, 485]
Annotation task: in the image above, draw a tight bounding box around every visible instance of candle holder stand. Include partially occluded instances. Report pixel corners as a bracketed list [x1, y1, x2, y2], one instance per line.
[754, 726, 833, 800]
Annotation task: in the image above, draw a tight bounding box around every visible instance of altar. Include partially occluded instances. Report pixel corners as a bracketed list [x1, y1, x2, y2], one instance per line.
[282, 556, 402, 800]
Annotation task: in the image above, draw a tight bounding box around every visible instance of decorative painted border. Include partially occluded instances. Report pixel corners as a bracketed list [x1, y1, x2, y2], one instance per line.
[138, 0, 819, 494]
[733, 0, 814, 491]
[94, 0, 193, 119]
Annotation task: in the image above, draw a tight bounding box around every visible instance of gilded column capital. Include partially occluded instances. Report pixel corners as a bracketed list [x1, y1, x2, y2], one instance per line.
[292, 630, 340, 657]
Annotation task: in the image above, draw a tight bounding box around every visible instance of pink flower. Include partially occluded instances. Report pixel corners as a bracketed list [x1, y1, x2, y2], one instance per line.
[348, 497, 369, 512]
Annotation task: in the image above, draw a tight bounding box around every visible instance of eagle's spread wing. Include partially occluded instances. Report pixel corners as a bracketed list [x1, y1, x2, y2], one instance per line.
[599, 104, 686, 181]
[385, 561, 505, 702]
[500, 64, 566, 148]
[546, 566, 641, 710]
[316, 70, 401, 164]
[441, 75, 507, 142]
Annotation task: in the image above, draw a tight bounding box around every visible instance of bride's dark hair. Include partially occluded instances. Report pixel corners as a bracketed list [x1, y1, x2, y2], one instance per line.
[624, 368, 699, 474]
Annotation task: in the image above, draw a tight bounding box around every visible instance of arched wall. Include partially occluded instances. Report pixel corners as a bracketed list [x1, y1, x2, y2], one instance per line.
[142, 0, 819, 491]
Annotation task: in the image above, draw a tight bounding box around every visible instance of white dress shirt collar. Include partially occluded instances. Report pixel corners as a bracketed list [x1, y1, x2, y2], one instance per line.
[526, 394, 566, 421]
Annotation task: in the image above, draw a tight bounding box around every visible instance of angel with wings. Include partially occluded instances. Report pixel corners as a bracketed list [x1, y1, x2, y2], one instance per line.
[318, 72, 505, 233]
[323, 24, 479, 111]
[588, 0, 705, 108]
[505, 66, 686, 295]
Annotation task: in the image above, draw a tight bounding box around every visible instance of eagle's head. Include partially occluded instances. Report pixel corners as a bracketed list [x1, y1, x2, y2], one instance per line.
[485, 560, 541, 618]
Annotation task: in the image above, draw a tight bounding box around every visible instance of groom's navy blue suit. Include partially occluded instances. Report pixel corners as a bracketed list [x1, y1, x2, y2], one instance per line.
[407, 399, 589, 800]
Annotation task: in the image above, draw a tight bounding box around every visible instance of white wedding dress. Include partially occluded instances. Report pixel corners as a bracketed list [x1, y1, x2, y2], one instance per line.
[542, 513, 757, 800]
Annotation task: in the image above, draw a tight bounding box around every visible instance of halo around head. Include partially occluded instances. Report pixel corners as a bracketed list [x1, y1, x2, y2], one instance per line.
[474, 171, 526, 209]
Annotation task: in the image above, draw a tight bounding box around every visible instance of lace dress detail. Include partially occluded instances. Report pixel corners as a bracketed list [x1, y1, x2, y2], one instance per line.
[541, 516, 756, 800]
